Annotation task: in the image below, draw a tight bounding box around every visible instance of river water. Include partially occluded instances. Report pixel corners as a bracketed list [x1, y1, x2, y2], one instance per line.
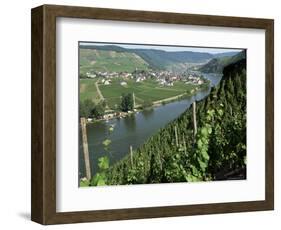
[79, 73, 222, 178]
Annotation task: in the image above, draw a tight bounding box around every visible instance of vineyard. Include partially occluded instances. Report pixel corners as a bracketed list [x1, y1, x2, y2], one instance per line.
[81, 58, 246, 186]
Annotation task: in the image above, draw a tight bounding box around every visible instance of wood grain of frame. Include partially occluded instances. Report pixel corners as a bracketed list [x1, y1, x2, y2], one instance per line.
[31, 4, 274, 225]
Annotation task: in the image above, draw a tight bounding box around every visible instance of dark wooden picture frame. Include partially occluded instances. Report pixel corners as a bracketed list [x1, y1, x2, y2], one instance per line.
[31, 4, 274, 225]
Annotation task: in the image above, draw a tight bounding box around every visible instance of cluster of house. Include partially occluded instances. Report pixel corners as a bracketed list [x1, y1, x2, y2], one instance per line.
[154, 71, 206, 86]
[157, 78, 174, 86]
[100, 78, 128, 86]
[84, 69, 206, 87]
[86, 110, 135, 122]
[186, 75, 205, 85]
[86, 71, 132, 79]
[100, 79, 111, 85]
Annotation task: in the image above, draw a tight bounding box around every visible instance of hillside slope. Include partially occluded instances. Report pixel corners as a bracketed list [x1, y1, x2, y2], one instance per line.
[79, 48, 149, 73]
[80, 45, 215, 71]
[95, 58, 247, 185]
[133, 49, 213, 69]
[199, 50, 246, 73]
[213, 51, 239, 58]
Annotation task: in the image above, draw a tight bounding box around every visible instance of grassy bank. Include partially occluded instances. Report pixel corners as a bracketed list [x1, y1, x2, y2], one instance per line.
[80, 77, 208, 110]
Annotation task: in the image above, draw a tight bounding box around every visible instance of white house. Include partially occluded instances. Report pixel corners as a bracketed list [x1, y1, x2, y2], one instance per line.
[104, 80, 111, 85]
[198, 80, 203, 85]
[136, 77, 145, 82]
[120, 81, 127, 86]
[89, 74, 96, 78]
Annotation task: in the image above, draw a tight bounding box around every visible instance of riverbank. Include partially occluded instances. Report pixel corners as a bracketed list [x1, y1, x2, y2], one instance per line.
[86, 84, 208, 124]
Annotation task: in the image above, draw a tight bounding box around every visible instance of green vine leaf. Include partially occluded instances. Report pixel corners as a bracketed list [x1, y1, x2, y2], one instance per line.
[102, 139, 111, 146]
[98, 156, 109, 170]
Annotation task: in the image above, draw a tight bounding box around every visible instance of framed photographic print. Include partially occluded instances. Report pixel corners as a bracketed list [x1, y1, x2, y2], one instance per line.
[31, 4, 274, 225]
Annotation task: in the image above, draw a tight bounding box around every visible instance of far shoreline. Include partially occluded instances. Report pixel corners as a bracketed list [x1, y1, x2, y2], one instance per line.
[85, 85, 209, 124]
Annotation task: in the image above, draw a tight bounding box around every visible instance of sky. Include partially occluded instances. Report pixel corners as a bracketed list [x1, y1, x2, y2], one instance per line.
[79, 42, 243, 54]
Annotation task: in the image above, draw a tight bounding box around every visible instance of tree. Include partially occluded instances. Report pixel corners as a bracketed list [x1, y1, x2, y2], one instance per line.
[92, 102, 105, 119]
[120, 93, 134, 112]
[79, 73, 88, 79]
[80, 99, 105, 119]
[79, 99, 95, 118]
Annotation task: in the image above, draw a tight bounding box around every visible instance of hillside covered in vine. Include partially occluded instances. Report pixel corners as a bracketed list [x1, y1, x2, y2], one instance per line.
[84, 57, 246, 186]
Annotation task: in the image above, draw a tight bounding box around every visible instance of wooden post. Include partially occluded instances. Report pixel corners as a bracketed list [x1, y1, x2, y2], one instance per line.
[183, 134, 187, 156]
[192, 102, 197, 138]
[174, 125, 179, 147]
[132, 92, 136, 109]
[80, 117, 91, 180]
[130, 145, 133, 167]
[157, 152, 163, 170]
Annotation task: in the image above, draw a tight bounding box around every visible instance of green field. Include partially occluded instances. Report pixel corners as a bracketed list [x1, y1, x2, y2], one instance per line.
[80, 77, 199, 109]
[80, 49, 149, 73]
[80, 79, 100, 103]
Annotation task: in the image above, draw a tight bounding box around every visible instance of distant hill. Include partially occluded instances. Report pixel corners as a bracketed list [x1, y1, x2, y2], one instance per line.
[213, 51, 239, 58]
[79, 48, 149, 73]
[132, 49, 213, 69]
[199, 50, 246, 73]
[80, 45, 127, 52]
[80, 45, 214, 72]
[79, 44, 243, 73]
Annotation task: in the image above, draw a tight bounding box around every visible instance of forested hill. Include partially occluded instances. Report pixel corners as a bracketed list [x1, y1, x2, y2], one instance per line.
[199, 50, 246, 73]
[89, 58, 246, 186]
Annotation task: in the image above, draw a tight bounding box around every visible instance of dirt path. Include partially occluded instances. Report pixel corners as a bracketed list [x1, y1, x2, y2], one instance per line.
[153, 93, 186, 105]
[95, 81, 110, 109]
[95, 81, 104, 101]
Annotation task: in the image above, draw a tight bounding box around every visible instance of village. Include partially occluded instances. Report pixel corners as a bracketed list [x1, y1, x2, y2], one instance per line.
[81, 69, 210, 123]
[83, 69, 207, 87]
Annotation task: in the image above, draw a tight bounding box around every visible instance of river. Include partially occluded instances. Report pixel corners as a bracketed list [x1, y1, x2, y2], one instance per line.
[79, 73, 222, 178]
